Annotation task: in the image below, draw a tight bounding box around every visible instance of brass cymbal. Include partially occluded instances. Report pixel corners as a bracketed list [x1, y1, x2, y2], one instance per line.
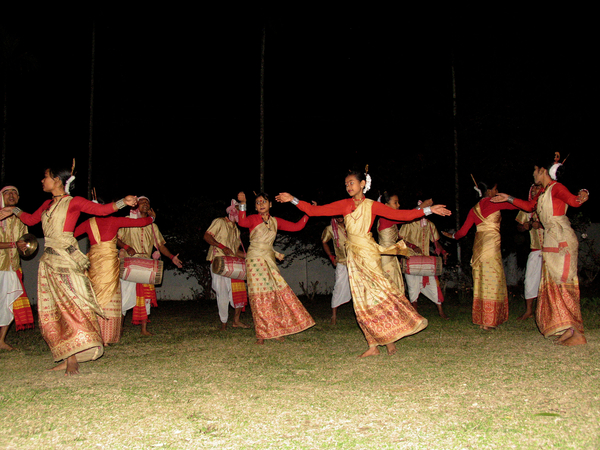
[17, 233, 38, 257]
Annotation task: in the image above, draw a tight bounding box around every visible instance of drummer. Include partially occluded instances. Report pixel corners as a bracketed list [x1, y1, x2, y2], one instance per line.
[74, 198, 155, 344]
[0, 186, 34, 350]
[117, 197, 183, 336]
[399, 199, 449, 319]
[203, 198, 250, 330]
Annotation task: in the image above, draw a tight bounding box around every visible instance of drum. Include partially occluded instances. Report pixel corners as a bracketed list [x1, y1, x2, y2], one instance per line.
[211, 256, 246, 280]
[120, 257, 164, 285]
[401, 255, 442, 277]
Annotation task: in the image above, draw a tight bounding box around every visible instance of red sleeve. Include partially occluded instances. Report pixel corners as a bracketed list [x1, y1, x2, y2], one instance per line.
[371, 201, 424, 222]
[238, 212, 262, 231]
[296, 199, 350, 217]
[552, 183, 583, 209]
[16, 200, 52, 226]
[512, 197, 536, 212]
[453, 208, 477, 240]
[276, 215, 309, 232]
[71, 197, 117, 216]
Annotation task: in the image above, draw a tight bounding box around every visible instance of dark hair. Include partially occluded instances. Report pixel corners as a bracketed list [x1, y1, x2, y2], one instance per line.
[476, 180, 497, 199]
[533, 155, 565, 180]
[47, 166, 75, 191]
[380, 191, 398, 204]
[346, 169, 366, 183]
[254, 192, 270, 202]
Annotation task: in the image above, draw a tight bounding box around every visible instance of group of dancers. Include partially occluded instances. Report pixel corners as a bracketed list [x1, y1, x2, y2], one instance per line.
[0, 162, 182, 375]
[0, 153, 590, 375]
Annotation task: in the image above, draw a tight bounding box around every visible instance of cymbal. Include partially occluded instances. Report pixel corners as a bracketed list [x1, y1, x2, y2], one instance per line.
[17, 233, 38, 257]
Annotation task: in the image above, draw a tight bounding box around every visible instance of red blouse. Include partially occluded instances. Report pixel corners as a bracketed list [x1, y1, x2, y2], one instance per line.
[74, 216, 153, 245]
[19, 196, 120, 232]
[238, 212, 309, 233]
[513, 182, 583, 216]
[296, 198, 424, 229]
[454, 197, 518, 240]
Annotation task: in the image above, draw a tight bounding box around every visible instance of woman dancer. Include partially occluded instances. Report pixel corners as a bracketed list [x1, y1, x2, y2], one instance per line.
[276, 169, 451, 357]
[74, 206, 154, 344]
[0, 164, 137, 375]
[237, 192, 315, 344]
[492, 158, 589, 345]
[376, 192, 408, 296]
[442, 181, 517, 330]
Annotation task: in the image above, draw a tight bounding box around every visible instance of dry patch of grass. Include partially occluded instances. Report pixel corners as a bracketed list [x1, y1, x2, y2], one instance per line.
[1, 297, 599, 449]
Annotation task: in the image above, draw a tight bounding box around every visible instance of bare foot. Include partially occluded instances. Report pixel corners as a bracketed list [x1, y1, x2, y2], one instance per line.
[562, 331, 587, 346]
[232, 322, 250, 329]
[220, 322, 228, 331]
[330, 316, 337, 325]
[141, 329, 153, 336]
[481, 326, 495, 331]
[48, 361, 67, 372]
[65, 356, 80, 376]
[358, 347, 380, 358]
[0, 342, 15, 351]
[386, 343, 397, 355]
[274, 336, 285, 342]
[554, 328, 574, 344]
[517, 311, 534, 321]
[255, 339, 265, 345]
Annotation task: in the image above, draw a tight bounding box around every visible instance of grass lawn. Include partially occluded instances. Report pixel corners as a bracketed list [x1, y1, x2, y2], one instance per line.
[1, 293, 599, 449]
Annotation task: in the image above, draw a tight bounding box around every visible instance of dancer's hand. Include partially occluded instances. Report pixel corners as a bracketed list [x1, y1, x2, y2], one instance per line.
[421, 198, 433, 208]
[431, 205, 451, 216]
[577, 190, 589, 204]
[171, 254, 183, 268]
[124, 195, 138, 207]
[441, 231, 454, 239]
[237, 191, 246, 204]
[275, 192, 294, 203]
[491, 193, 509, 203]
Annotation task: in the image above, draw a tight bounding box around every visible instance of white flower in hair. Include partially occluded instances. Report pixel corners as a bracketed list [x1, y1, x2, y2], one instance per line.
[549, 163, 562, 181]
[363, 173, 372, 194]
[65, 175, 76, 194]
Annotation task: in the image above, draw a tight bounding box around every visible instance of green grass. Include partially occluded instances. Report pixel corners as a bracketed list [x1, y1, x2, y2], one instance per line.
[1, 295, 599, 449]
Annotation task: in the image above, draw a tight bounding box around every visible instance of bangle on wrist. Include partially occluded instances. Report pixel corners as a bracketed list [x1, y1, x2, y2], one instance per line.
[423, 206, 432, 216]
[10, 242, 17, 248]
[507, 196, 515, 204]
[291, 197, 299, 206]
[115, 198, 126, 209]
[239, 203, 246, 212]
[12, 207, 22, 217]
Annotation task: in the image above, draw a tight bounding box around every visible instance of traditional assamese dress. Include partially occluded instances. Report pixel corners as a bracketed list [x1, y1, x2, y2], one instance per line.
[0, 215, 34, 330]
[454, 197, 518, 328]
[206, 217, 248, 323]
[377, 217, 407, 296]
[74, 216, 152, 344]
[399, 219, 445, 305]
[295, 199, 428, 348]
[19, 196, 118, 363]
[512, 182, 584, 338]
[322, 220, 352, 309]
[237, 211, 315, 340]
[118, 223, 166, 324]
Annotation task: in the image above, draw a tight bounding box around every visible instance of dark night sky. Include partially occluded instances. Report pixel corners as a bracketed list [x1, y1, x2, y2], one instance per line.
[2, 11, 598, 228]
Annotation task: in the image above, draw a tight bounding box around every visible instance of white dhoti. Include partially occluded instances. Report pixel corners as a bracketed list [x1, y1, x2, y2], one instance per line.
[210, 267, 235, 323]
[524, 250, 543, 300]
[405, 273, 443, 305]
[0, 271, 23, 327]
[331, 263, 352, 309]
[120, 279, 151, 316]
